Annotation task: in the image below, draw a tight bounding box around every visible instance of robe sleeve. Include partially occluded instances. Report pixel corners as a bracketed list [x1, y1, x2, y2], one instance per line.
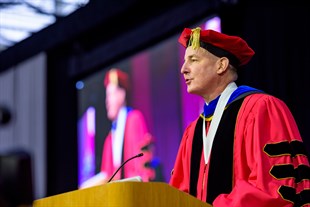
[213, 94, 310, 207]
[123, 109, 155, 181]
[169, 120, 198, 193]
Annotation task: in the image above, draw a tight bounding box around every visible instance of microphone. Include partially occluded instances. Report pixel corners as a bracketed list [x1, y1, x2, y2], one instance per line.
[107, 152, 144, 183]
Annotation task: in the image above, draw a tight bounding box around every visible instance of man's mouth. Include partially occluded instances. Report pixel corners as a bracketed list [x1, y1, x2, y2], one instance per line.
[185, 78, 191, 84]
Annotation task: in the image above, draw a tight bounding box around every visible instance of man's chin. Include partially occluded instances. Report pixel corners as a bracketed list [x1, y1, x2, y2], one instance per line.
[187, 88, 195, 94]
[107, 113, 116, 121]
[187, 88, 201, 97]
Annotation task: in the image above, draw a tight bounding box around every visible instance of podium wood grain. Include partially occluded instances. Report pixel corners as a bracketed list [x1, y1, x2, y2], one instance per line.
[33, 182, 212, 207]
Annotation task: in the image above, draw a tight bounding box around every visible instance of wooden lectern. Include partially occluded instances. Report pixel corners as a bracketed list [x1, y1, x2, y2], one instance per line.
[33, 182, 212, 207]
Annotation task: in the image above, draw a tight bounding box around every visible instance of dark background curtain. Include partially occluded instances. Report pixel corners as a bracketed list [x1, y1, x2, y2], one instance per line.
[220, 1, 310, 153]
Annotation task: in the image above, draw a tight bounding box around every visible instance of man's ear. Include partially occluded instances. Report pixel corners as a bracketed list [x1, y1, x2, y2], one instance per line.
[216, 57, 229, 74]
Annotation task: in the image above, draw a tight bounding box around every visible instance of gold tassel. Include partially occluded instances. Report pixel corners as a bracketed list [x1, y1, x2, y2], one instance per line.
[189, 27, 201, 49]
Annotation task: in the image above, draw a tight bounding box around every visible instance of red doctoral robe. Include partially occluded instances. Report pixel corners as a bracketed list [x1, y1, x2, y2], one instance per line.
[101, 109, 154, 182]
[170, 93, 310, 207]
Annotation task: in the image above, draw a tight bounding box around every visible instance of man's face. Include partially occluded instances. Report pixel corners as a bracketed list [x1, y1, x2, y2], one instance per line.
[105, 83, 126, 121]
[180, 46, 220, 100]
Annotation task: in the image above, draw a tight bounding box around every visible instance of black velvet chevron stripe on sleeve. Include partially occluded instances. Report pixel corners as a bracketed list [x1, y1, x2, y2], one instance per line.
[270, 164, 310, 183]
[263, 140, 310, 206]
[263, 140, 308, 157]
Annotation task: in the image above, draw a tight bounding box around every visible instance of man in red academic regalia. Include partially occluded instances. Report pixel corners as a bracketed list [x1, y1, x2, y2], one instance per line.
[169, 27, 310, 207]
[80, 68, 155, 188]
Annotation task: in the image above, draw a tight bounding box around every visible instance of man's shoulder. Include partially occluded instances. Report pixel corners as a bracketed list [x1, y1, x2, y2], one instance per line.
[245, 93, 283, 104]
[241, 93, 287, 113]
[127, 108, 143, 115]
[126, 108, 146, 121]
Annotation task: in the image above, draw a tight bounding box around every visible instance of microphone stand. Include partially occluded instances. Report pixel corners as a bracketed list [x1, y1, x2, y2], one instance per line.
[107, 153, 144, 183]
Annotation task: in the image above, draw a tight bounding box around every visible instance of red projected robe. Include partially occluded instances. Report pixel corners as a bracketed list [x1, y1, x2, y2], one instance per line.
[100, 109, 154, 182]
[170, 93, 310, 207]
